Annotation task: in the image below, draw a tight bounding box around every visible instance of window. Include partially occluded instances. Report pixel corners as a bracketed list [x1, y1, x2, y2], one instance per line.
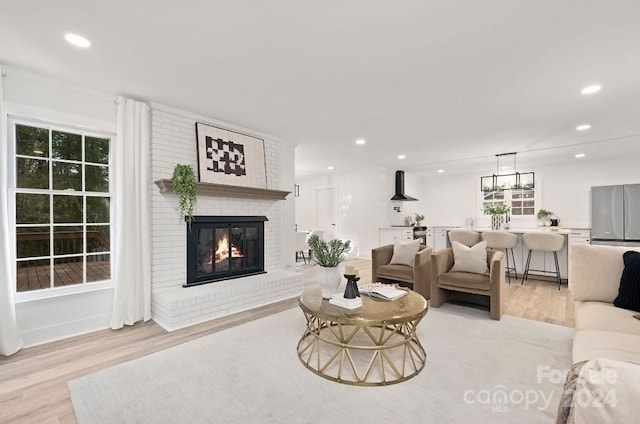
[510, 189, 535, 216]
[11, 119, 112, 295]
[482, 188, 536, 216]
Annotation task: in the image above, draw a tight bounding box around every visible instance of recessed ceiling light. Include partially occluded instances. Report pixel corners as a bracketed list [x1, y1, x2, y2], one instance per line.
[397, 154, 406, 160]
[327, 166, 334, 170]
[355, 138, 366, 145]
[501, 166, 510, 170]
[65, 33, 91, 48]
[437, 169, 445, 173]
[580, 85, 601, 95]
[575, 153, 586, 158]
[576, 124, 591, 131]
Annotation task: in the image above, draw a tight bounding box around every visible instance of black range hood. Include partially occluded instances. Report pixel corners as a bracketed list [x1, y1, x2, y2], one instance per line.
[391, 170, 418, 201]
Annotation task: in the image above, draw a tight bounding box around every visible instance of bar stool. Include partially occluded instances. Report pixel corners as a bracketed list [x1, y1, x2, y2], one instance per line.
[295, 232, 309, 264]
[448, 230, 481, 247]
[482, 231, 518, 283]
[522, 233, 565, 290]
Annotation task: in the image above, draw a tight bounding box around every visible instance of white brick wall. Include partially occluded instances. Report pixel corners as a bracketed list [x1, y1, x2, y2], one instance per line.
[150, 106, 301, 328]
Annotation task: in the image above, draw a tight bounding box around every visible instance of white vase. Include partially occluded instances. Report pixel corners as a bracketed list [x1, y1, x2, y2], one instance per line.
[491, 215, 505, 231]
[319, 266, 341, 299]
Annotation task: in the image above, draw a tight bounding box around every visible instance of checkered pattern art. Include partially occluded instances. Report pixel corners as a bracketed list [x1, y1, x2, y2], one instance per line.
[206, 136, 246, 176]
[196, 122, 267, 188]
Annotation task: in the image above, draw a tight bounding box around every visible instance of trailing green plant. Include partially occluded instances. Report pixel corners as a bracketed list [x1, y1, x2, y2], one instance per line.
[536, 209, 553, 220]
[484, 203, 510, 215]
[307, 234, 351, 267]
[172, 164, 197, 228]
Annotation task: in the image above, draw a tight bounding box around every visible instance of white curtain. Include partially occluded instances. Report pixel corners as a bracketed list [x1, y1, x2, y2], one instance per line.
[110, 97, 152, 329]
[0, 68, 24, 356]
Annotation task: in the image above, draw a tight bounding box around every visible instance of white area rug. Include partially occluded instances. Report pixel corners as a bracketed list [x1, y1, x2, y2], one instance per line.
[68, 304, 575, 423]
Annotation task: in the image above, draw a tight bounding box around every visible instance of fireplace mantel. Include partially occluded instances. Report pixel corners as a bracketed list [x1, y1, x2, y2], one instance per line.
[154, 179, 290, 200]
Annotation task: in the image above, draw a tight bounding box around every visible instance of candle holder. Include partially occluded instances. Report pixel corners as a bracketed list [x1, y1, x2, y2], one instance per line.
[343, 274, 361, 299]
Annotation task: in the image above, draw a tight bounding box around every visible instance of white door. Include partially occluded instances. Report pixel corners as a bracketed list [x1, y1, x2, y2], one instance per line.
[316, 187, 337, 240]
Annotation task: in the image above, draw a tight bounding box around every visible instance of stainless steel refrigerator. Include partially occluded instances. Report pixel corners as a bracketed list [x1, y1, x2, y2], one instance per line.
[591, 184, 640, 247]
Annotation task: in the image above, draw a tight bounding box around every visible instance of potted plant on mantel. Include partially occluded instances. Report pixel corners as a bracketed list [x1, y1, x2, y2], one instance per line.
[484, 203, 511, 230]
[307, 234, 352, 299]
[172, 164, 197, 228]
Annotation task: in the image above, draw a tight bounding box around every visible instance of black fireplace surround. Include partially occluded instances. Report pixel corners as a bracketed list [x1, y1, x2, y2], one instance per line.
[185, 216, 267, 287]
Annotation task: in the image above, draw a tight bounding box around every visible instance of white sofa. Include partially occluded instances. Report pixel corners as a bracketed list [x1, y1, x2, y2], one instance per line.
[569, 244, 640, 364]
[559, 244, 640, 422]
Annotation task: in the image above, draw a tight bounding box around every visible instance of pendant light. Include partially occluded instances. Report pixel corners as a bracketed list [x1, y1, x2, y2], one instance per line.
[480, 152, 535, 192]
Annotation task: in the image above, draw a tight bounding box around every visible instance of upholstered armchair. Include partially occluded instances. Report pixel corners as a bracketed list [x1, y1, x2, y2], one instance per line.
[431, 247, 505, 320]
[371, 244, 432, 300]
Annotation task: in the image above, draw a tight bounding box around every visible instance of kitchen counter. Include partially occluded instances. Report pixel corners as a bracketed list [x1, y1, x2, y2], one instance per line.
[449, 226, 573, 234]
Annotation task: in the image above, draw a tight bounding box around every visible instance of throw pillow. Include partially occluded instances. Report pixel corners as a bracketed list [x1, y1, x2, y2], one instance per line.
[613, 251, 640, 312]
[389, 239, 421, 267]
[450, 241, 489, 274]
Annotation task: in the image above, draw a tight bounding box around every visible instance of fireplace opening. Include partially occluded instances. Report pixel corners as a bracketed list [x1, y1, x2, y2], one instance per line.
[185, 216, 267, 287]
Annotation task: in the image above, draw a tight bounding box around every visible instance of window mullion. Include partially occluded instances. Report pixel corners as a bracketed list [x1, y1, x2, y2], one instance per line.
[48, 127, 54, 289]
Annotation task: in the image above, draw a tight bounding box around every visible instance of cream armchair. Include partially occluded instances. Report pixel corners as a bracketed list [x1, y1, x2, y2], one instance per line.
[372, 244, 432, 300]
[431, 248, 505, 320]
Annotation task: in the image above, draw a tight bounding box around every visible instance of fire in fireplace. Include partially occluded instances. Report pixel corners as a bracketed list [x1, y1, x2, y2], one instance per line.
[185, 216, 267, 287]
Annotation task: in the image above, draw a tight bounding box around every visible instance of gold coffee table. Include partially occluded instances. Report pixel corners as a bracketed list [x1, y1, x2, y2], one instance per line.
[296, 287, 428, 386]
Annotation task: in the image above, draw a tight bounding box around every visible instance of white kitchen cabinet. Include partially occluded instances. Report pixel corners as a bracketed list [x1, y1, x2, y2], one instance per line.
[432, 227, 450, 252]
[568, 229, 591, 246]
[426, 228, 434, 248]
[567, 229, 590, 278]
[378, 227, 413, 246]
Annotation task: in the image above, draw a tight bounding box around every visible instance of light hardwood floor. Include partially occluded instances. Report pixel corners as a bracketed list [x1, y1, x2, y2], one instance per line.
[0, 257, 573, 424]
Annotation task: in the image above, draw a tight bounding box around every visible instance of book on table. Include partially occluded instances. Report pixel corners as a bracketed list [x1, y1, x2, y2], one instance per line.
[329, 293, 362, 309]
[359, 283, 409, 301]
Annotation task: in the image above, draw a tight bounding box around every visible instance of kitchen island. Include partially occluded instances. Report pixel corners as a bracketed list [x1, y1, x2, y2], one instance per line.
[440, 227, 590, 281]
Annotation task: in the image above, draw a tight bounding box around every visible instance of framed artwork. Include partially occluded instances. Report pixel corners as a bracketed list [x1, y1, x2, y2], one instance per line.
[195, 122, 267, 188]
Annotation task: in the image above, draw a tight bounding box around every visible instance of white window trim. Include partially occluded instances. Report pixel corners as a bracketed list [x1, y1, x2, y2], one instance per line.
[8, 115, 115, 302]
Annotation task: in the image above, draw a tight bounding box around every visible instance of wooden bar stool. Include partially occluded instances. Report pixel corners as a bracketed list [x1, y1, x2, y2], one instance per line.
[482, 231, 518, 283]
[522, 233, 565, 290]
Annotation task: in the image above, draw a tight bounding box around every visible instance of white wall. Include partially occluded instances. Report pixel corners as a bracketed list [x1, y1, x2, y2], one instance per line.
[295, 168, 427, 258]
[418, 171, 479, 227]
[294, 174, 331, 232]
[2, 67, 117, 347]
[417, 152, 640, 228]
[533, 154, 640, 226]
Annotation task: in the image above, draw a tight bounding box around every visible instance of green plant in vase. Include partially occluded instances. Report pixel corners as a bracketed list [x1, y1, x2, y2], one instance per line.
[307, 234, 352, 298]
[537, 209, 553, 226]
[172, 164, 197, 228]
[484, 203, 511, 216]
[307, 234, 351, 267]
[484, 203, 510, 230]
[414, 213, 425, 227]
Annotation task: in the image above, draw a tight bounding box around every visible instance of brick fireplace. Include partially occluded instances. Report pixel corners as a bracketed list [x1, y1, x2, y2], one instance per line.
[149, 105, 303, 331]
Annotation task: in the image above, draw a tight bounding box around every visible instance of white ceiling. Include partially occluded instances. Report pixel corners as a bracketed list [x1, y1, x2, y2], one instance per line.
[2, 1, 640, 178]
